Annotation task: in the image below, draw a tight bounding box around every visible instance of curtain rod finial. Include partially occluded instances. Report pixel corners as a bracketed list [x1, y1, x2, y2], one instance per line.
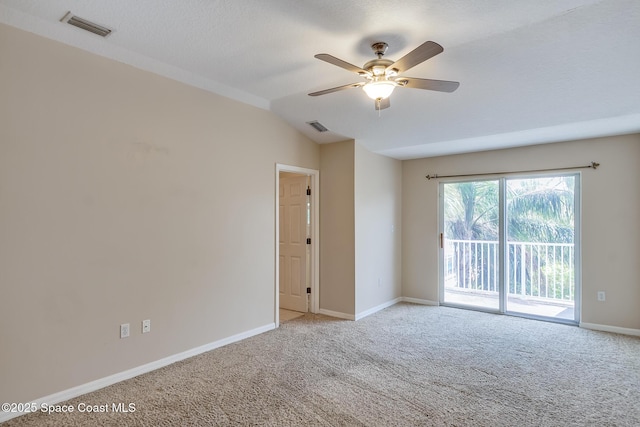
[591, 162, 600, 169]
[426, 174, 437, 180]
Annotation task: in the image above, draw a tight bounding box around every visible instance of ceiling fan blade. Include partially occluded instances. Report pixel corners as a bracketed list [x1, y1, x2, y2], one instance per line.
[314, 54, 369, 75]
[398, 77, 460, 93]
[308, 82, 364, 96]
[387, 41, 444, 73]
[375, 98, 390, 111]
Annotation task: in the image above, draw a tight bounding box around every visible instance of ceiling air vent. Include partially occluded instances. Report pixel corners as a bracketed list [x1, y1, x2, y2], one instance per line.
[60, 12, 112, 37]
[307, 121, 329, 133]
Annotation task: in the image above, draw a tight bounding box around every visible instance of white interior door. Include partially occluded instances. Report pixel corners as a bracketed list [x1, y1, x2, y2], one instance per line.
[279, 174, 308, 312]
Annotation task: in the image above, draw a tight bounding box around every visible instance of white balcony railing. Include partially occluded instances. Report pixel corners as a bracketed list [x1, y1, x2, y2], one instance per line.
[444, 239, 575, 302]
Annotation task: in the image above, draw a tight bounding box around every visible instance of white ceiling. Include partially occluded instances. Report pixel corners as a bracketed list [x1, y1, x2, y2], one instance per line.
[2, 0, 639, 159]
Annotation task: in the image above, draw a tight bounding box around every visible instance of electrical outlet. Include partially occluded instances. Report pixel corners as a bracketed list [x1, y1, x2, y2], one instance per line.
[120, 323, 130, 338]
[597, 291, 606, 302]
[142, 319, 151, 333]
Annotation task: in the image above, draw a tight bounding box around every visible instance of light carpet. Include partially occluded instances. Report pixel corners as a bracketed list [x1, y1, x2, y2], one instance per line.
[5, 303, 640, 426]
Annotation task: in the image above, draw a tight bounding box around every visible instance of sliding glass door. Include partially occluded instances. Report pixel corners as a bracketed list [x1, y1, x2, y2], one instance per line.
[440, 174, 579, 324]
[505, 176, 577, 320]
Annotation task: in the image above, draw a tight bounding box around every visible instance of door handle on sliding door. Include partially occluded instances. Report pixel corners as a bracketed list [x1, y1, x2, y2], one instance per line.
[440, 233, 444, 249]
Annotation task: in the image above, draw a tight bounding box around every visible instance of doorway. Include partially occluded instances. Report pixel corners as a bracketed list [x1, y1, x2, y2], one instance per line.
[439, 174, 580, 324]
[275, 164, 319, 327]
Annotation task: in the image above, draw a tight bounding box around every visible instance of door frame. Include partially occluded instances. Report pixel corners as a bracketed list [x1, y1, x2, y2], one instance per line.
[438, 172, 581, 325]
[275, 164, 319, 327]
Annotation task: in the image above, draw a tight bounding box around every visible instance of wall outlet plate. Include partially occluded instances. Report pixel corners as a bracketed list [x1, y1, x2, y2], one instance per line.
[142, 319, 151, 333]
[597, 291, 606, 302]
[120, 323, 130, 338]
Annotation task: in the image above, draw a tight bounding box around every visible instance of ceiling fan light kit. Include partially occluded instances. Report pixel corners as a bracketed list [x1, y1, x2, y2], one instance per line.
[309, 40, 459, 110]
[362, 79, 397, 100]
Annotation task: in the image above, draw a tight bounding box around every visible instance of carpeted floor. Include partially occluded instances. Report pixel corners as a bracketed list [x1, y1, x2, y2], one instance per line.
[5, 303, 640, 426]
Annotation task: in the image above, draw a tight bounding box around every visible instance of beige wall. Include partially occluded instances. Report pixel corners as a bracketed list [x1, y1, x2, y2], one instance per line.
[0, 24, 319, 403]
[402, 134, 640, 329]
[319, 141, 403, 317]
[319, 140, 355, 315]
[354, 143, 402, 315]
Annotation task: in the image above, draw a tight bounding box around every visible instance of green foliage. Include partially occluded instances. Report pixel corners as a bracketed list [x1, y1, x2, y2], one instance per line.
[506, 177, 574, 244]
[445, 176, 574, 243]
[445, 180, 498, 241]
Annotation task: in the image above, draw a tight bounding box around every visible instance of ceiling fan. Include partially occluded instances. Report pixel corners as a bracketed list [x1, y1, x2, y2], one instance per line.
[309, 41, 459, 110]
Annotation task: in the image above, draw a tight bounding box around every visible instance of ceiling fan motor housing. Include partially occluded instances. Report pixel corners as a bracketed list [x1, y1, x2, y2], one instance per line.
[363, 59, 395, 77]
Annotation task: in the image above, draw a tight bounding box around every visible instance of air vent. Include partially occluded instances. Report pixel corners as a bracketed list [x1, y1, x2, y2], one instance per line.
[307, 121, 328, 133]
[60, 12, 112, 37]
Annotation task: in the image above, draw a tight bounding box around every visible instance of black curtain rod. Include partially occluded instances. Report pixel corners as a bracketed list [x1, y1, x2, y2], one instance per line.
[425, 161, 599, 180]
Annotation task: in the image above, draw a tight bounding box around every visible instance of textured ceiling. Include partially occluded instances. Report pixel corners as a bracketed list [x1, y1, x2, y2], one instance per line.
[1, 0, 639, 159]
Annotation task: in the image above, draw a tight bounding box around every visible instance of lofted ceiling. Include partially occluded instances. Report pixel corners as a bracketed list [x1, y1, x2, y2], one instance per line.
[1, 0, 639, 159]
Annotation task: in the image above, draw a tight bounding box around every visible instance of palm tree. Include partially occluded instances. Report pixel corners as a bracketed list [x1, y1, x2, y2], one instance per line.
[506, 177, 574, 243]
[444, 180, 498, 241]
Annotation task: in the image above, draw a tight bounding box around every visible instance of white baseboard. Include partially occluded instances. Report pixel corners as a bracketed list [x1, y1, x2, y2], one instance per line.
[320, 297, 439, 322]
[0, 323, 275, 424]
[355, 297, 403, 321]
[401, 297, 440, 306]
[579, 322, 640, 337]
[318, 308, 355, 321]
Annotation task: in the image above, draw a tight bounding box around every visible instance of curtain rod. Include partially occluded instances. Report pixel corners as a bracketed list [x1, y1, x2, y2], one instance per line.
[425, 161, 599, 180]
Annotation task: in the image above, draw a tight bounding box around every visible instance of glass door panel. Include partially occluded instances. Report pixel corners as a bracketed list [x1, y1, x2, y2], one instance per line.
[505, 176, 576, 320]
[442, 180, 500, 311]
